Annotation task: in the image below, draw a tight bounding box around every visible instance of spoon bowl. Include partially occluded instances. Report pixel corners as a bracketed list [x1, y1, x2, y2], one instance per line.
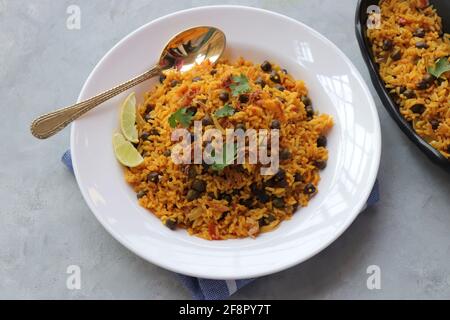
[30, 26, 226, 140]
[159, 26, 226, 72]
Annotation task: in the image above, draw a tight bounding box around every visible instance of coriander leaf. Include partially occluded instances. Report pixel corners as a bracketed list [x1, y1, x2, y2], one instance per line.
[210, 162, 228, 171]
[230, 74, 251, 97]
[211, 143, 237, 171]
[168, 114, 178, 128]
[214, 104, 235, 119]
[168, 108, 194, 128]
[427, 57, 450, 79]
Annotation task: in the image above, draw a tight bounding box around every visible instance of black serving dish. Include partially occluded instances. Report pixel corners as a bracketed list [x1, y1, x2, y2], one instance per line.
[355, 0, 450, 172]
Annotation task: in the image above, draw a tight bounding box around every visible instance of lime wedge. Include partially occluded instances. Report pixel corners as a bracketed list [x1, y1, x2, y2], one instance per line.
[120, 92, 139, 143]
[112, 133, 144, 167]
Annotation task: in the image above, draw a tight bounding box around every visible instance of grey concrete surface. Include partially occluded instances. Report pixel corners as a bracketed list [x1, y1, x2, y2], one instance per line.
[1, 0, 449, 300]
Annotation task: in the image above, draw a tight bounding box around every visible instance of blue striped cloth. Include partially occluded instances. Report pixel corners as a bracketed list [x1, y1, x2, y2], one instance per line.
[62, 150, 379, 300]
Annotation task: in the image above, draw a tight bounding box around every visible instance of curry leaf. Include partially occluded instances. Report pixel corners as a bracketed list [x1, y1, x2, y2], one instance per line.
[214, 104, 235, 119]
[168, 108, 194, 128]
[230, 74, 251, 97]
[427, 57, 450, 79]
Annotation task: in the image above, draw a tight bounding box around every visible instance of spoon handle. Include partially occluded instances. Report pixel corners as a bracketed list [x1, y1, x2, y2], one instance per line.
[30, 65, 162, 139]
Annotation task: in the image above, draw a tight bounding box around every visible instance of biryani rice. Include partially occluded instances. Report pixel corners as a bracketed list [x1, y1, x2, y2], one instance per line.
[124, 58, 333, 240]
[367, 0, 450, 158]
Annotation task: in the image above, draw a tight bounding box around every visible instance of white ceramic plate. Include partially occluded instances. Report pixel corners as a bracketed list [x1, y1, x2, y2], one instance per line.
[71, 6, 381, 280]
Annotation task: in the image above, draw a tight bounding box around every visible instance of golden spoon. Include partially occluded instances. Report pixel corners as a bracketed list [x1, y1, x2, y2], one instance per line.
[30, 26, 226, 139]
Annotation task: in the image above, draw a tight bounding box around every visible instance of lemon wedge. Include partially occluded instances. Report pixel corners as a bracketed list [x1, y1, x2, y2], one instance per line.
[112, 133, 144, 167]
[120, 92, 139, 143]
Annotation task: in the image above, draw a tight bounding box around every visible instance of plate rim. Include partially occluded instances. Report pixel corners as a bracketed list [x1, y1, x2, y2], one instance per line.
[70, 5, 382, 279]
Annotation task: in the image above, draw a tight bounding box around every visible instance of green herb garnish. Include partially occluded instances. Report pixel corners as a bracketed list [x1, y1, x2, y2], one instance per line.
[211, 143, 238, 171]
[427, 57, 450, 79]
[168, 108, 194, 128]
[214, 104, 235, 119]
[230, 74, 251, 97]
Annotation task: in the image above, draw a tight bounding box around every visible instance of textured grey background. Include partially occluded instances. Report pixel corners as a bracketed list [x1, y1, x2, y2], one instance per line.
[1, 0, 449, 300]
